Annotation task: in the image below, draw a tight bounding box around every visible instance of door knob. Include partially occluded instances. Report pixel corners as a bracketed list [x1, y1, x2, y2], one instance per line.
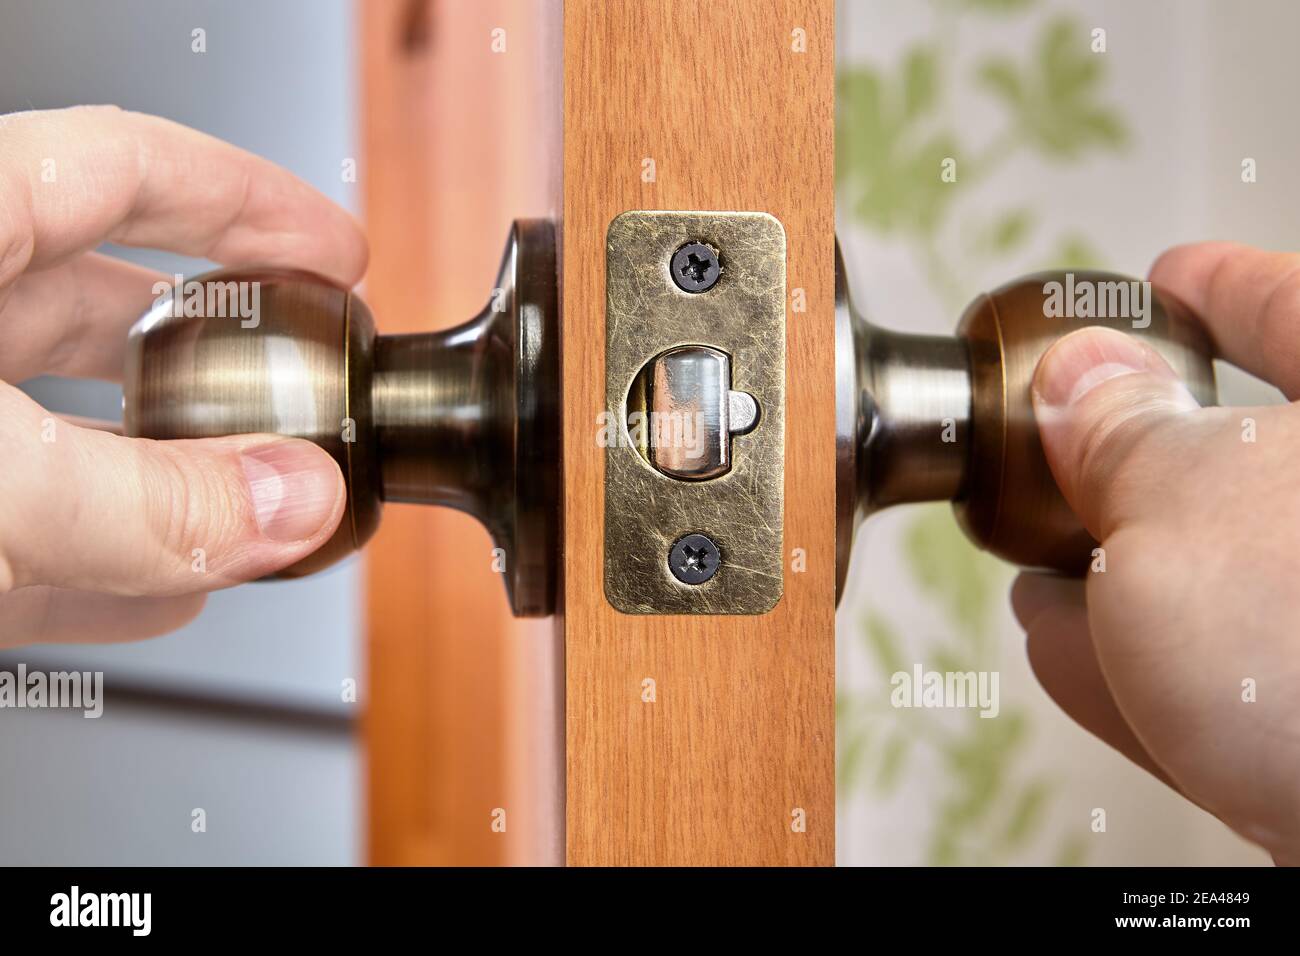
[835, 247, 1218, 599]
[121, 214, 1218, 616]
[123, 219, 559, 616]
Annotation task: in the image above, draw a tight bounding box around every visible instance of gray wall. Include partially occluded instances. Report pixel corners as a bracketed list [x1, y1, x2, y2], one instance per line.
[0, 0, 360, 864]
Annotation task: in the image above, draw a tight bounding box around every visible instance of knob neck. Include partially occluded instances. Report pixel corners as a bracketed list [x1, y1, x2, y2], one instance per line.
[371, 218, 558, 617]
[372, 310, 512, 518]
[857, 325, 971, 511]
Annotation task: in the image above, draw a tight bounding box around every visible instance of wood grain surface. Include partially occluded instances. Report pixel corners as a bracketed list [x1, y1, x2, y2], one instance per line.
[361, 0, 563, 866]
[562, 0, 837, 865]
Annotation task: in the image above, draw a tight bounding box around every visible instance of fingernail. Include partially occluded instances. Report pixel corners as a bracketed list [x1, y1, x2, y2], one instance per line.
[240, 441, 342, 541]
[1033, 327, 1152, 408]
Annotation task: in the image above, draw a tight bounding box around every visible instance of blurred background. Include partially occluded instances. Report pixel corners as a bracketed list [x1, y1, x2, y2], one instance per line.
[0, 0, 362, 864]
[0, 0, 1293, 865]
[0, 0, 562, 866]
[835, 0, 1293, 865]
[0, 0, 560, 867]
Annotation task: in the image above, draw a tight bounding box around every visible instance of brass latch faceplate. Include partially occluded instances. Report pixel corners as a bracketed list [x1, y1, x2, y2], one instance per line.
[604, 211, 786, 615]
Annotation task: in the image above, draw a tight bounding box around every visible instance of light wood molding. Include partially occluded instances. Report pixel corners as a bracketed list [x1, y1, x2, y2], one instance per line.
[361, 0, 562, 867]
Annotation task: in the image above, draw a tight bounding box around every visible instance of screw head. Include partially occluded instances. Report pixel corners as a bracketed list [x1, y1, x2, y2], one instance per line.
[670, 241, 721, 293]
[668, 532, 721, 585]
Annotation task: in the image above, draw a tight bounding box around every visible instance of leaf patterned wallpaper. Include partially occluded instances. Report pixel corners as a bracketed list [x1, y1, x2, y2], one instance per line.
[834, 0, 1280, 866]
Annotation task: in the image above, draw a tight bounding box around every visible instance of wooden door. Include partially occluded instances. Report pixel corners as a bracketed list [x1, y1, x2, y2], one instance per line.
[561, 0, 837, 867]
[362, 0, 836, 867]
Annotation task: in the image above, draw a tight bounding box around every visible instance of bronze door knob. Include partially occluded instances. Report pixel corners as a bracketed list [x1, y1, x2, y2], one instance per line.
[836, 248, 1218, 599]
[123, 219, 559, 616]
[122, 215, 1216, 615]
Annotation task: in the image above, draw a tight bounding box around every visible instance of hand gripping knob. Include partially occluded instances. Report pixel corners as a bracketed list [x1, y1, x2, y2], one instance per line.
[123, 219, 559, 616]
[836, 250, 1217, 600]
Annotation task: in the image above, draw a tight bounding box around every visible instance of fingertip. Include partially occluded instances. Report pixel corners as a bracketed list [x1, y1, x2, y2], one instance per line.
[102, 431, 345, 591]
[1032, 326, 1159, 410]
[331, 209, 370, 287]
[237, 438, 346, 545]
[1022, 601, 1091, 692]
[0, 588, 210, 646]
[1029, 327, 1202, 542]
[133, 591, 208, 640]
[1032, 326, 1198, 417]
[1148, 240, 1243, 292]
[292, 191, 368, 288]
[1023, 605, 1183, 792]
[266, 189, 368, 289]
[1010, 572, 1084, 630]
[272, 166, 367, 288]
[1022, 603, 1117, 744]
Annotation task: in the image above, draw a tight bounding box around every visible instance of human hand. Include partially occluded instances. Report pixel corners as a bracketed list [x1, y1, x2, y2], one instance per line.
[1014, 241, 1300, 864]
[0, 106, 367, 647]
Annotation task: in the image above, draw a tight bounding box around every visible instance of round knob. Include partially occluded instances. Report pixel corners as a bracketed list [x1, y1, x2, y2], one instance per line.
[123, 219, 558, 615]
[124, 268, 379, 577]
[954, 273, 1215, 572]
[836, 254, 1218, 598]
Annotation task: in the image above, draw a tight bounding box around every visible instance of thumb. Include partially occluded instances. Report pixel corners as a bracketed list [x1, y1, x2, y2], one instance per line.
[1031, 326, 1202, 540]
[0, 387, 346, 595]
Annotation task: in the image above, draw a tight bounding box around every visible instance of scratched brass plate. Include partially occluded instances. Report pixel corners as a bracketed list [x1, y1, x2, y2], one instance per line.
[604, 211, 786, 614]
